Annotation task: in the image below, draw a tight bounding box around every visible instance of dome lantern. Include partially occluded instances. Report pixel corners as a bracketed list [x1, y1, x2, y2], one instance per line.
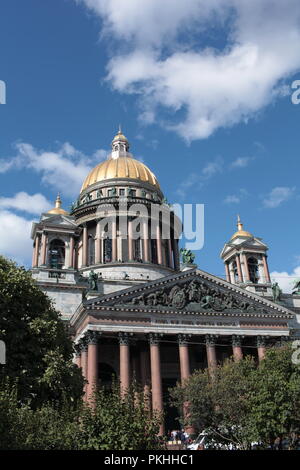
[47, 193, 69, 216]
[111, 125, 130, 159]
[80, 129, 161, 193]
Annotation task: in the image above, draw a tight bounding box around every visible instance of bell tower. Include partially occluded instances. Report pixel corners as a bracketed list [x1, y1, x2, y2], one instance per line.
[220, 216, 272, 297]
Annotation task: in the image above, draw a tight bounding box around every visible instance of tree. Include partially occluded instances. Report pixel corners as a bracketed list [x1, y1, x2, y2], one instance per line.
[0, 256, 84, 406]
[76, 384, 162, 450]
[170, 346, 300, 449]
[170, 356, 256, 449]
[0, 381, 162, 450]
[249, 345, 300, 449]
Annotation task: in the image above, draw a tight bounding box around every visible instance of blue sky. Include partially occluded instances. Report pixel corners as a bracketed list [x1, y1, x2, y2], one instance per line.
[0, 0, 300, 292]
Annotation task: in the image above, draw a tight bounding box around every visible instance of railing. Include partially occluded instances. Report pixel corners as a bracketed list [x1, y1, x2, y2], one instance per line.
[48, 271, 66, 279]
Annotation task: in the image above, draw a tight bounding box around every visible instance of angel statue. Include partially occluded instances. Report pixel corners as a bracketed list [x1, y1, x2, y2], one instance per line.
[180, 248, 196, 265]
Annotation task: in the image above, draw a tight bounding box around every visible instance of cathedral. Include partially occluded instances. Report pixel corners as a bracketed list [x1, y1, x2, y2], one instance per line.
[30, 130, 300, 433]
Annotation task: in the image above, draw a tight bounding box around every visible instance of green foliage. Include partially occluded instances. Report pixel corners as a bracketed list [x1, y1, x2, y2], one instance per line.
[0, 256, 84, 406]
[0, 381, 162, 450]
[170, 346, 300, 449]
[249, 346, 300, 448]
[77, 385, 162, 450]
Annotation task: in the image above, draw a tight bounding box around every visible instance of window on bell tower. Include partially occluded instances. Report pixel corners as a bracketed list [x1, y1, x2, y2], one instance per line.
[248, 257, 259, 284]
[48, 239, 65, 269]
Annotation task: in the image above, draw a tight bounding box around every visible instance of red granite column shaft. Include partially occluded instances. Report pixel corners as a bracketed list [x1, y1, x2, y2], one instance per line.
[140, 345, 151, 410]
[172, 239, 180, 271]
[156, 223, 163, 265]
[75, 351, 81, 368]
[119, 333, 131, 395]
[225, 262, 230, 282]
[232, 336, 243, 362]
[149, 334, 164, 436]
[179, 339, 191, 381]
[95, 220, 102, 264]
[82, 225, 88, 267]
[33, 235, 40, 267]
[178, 335, 194, 434]
[142, 219, 150, 262]
[80, 344, 88, 401]
[41, 232, 47, 266]
[257, 336, 266, 362]
[128, 220, 134, 261]
[168, 239, 173, 269]
[87, 332, 98, 403]
[236, 254, 243, 283]
[112, 218, 117, 262]
[242, 253, 250, 281]
[69, 236, 74, 268]
[262, 255, 271, 283]
[206, 335, 217, 375]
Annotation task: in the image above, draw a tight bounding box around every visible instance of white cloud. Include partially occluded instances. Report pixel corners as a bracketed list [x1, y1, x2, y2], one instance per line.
[176, 173, 202, 199]
[223, 188, 249, 204]
[78, 0, 300, 141]
[270, 267, 300, 294]
[231, 157, 253, 168]
[0, 142, 107, 197]
[263, 186, 295, 208]
[0, 210, 34, 266]
[0, 192, 51, 215]
[224, 195, 240, 204]
[202, 157, 223, 179]
[176, 156, 223, 198]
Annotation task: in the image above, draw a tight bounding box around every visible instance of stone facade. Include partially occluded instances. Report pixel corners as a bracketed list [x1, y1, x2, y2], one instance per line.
[31, 131, 299, 433]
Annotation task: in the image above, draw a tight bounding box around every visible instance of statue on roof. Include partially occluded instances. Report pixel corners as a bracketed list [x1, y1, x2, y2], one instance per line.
[88, 270, 98, 291]
[272, 282, 282, 302]
[292, 279, 300, 295]
[180, 248, 195, 265]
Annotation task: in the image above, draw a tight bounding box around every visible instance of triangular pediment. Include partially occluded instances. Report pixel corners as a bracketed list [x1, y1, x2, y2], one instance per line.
[41, 214, 77, 227]
[220, 236, 268, 258]
[86, 268, 294, 319]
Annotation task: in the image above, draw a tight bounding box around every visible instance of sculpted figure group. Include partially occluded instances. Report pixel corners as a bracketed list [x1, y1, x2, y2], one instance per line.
[127, 278, 266, 313]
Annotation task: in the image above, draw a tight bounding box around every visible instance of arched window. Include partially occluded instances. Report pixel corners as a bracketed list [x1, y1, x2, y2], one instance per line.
[103, 238, 112, 263]
[134, 239, 141, 261]
[248, 257, 259, 284]
[151, 239, 157, 264]
[48, 239, 65, 269]
[88, 236, 95, 265]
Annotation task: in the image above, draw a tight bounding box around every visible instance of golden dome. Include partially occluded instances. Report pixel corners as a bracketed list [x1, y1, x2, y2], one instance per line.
[81, 156, 160, 192]
[47, 194, 69, 215]
[112, 130, 128, 143]
[231, 215, 252, 240]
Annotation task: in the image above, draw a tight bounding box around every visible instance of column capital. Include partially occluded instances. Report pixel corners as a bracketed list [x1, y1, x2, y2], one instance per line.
[74, 344, 81, 356]
[86, 330, 101, 345]
[232, 335, 244, 347]
[149, 333, 163, 345]
[118, 332, 133, 345]
[178, 334, 192, 345]
[257, 335, 269, 348]
[205, 334, 218, 345]
[79, 340, 88, 352]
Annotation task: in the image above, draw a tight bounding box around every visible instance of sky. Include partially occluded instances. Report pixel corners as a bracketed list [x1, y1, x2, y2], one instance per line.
[0, 0, 300, 292]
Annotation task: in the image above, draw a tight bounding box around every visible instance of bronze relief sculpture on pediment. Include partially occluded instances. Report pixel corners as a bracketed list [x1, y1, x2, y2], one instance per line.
[115, 278, 269, 314]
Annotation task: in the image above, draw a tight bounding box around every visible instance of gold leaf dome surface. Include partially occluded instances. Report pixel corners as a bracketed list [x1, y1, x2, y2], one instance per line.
[81, 156, 160, 192]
